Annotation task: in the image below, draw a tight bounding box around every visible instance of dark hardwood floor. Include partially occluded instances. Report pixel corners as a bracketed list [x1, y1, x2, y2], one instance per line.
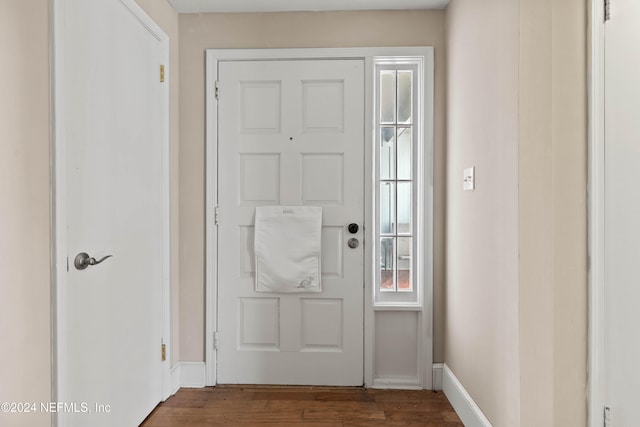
[141, 386, 463, 426]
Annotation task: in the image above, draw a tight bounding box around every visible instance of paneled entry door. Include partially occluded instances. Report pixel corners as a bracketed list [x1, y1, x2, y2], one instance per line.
[216, 59, 365, 385]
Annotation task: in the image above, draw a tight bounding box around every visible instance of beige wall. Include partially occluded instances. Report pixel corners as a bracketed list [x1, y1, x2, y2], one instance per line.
[445, 1, 521, 426]
[549, 3, 587, 424]
[446, 0, 588, 426]
[518, 0, 554, 423]
[519, 0, 588, 425]
[0, 1, 52, 426]
[178, 10, 447, 362]
[134, 0, 181, 366]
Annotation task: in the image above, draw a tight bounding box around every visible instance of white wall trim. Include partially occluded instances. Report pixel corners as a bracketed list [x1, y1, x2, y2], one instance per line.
[178, 362, 207, 388]
[168, 362, 207, 393]
[588, 1, 605, 426]
[372, 378, 423, 390]
[363, 55, 375, 389]
[205, 46, 434, 390]
[204, 48, 218, 387]
[432, 363, 443, 390]
[442, 364, 493, 427]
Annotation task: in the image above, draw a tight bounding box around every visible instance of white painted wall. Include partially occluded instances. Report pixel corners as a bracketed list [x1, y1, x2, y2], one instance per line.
[445, 0, 520, 424]
[446, 0, 587, 426]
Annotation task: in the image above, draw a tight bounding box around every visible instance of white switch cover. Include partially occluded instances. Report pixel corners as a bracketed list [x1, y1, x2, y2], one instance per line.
[463, 167, 475, 191]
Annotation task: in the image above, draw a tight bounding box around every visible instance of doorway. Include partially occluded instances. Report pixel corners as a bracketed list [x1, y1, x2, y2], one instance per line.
[205, 48, 434, 389]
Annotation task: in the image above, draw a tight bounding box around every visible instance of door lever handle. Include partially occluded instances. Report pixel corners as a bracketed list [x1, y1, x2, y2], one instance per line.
[89, 255, 113, 265]
[74, 252, 113, 270]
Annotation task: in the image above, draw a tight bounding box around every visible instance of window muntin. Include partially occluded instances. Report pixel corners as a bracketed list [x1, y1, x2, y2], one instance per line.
[374, 60, 422, 305]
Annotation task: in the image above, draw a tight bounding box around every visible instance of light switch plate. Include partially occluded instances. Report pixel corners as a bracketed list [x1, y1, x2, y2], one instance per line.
[463, 167, 475, 191]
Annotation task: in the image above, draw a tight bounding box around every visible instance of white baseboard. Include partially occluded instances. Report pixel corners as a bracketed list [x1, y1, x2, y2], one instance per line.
[443, 364, 493, 427]
[168, 361, 206, 394]
[432, 363, 443, 390]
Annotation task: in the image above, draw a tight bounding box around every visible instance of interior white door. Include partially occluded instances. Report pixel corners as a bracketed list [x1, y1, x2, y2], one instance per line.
[604, 0, 640, 424]
[60, 0, 165, 425]
[217, 59, 365, 385]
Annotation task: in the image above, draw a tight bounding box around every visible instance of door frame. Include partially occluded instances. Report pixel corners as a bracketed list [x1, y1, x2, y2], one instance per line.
[205, 47, 434, 388]
[588, 0, 605, 425]
[51, 0, 173, 420]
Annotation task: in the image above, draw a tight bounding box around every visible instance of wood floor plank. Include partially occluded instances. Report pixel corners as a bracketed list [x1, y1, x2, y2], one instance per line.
[140, 386, 463, 426]
[343, 421, 453, 427]
[314, 391, 375, 402]
[267, 400, 379, 411]
[303, 408, 386, 421]
[371, 390, 448, 402]
[158, 397, 207, 408]
[251, 391, 320, 401]
[175, 388, 254, 401]
[204, 399, 269, 410]
[377, 401, 460, 412]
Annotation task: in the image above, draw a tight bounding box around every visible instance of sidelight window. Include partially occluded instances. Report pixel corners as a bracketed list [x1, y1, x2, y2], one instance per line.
[374, 60, 424, 306]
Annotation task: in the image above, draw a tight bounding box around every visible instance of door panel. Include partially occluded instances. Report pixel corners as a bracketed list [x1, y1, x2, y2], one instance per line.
[61, 0, 165, 425]
[604, 0, 640, 423]
[217, 59, 364, 385]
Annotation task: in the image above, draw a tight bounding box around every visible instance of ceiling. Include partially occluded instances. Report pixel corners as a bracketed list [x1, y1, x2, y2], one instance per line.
[167, 0, 449, 14]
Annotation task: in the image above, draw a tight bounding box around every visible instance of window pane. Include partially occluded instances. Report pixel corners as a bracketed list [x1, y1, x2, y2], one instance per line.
[380, 70, 396, 124]
[397, 182, 412, 234]
[397, 70, 413, 124]
[380, 127, 395, 180]
[380, 182, 395, 234]
[397, 127, 412, 180]
[396, 237, 413, 291]
[380, 237, 395, 291]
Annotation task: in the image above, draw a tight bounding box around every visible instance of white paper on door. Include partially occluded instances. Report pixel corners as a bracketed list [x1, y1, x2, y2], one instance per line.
[254, 206, 322, 293]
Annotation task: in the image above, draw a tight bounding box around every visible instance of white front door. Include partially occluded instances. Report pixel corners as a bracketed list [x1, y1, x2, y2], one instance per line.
[216, 59, 365, 385]
[604, 0, 640, 423]
[58, 0, 166, 425]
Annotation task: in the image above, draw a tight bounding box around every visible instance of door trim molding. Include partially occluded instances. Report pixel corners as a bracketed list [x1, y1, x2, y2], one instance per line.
[205, 47, 434, 388]
[51, 1, 173, 423]
[588, 0, 605, 425]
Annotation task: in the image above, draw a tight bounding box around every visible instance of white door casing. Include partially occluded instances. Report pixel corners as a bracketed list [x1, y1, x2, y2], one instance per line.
[216, 59, 365, 385]
[53, 0, 171, 425]
[206, 47, 434, 389]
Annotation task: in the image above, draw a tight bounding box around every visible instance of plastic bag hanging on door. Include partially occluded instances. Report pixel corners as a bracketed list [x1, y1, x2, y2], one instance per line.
[254, 206, 322, 293]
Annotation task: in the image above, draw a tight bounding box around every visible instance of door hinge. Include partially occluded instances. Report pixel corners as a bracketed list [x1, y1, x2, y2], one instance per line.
[160, 65, 165, 83]
[214, 206, 220, 226]
[604, 406, 612, 427]
[215, 80, 220, 100]
[161, 343, 166, 361]
[604, 0, 611, 22]
[213, 331, 219, 350]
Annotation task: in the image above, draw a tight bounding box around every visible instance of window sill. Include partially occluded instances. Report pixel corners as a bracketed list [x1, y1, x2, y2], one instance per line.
[372, 304, 423, 311]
